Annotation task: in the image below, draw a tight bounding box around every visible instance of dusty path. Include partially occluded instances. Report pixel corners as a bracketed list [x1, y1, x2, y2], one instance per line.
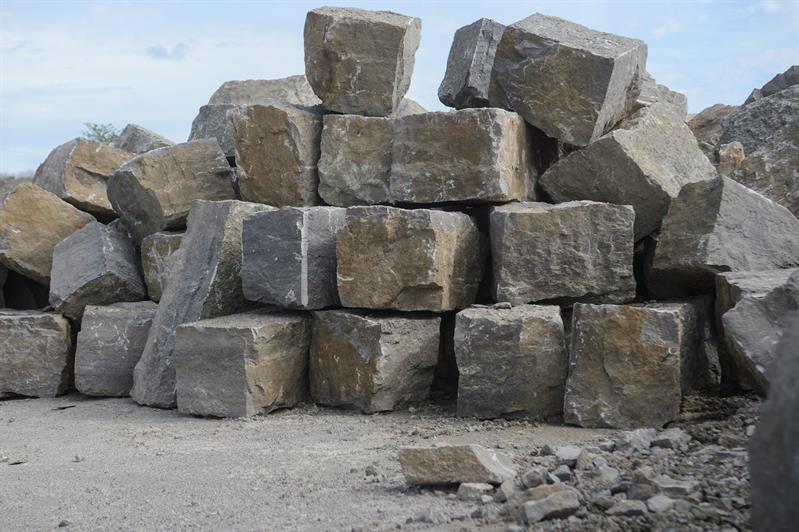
[0, 395, 612, 531]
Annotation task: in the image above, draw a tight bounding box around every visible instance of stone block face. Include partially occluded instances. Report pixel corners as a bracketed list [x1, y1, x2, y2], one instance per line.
[687, 103, 738, 160]
[188, 104, 239, 158]
[564, 303, 686, 428]
[208, 75, 322, 107]
[0, 183, 96, 284]
[490, 13, 647, 146]
[33, 137, 132, 218]
[715, 269, 799, 322]
[230, 103, 322, 206]
[309, 309, 440, 413]
[454, 305, 568, 419]
[175, 310, 311, 418]
[131, 200, 273, 409]
[49, 222, 146, 319]
[540, 103, 715, 239]
[649, 176, 799, 297]
[438, 18, 506, 109]
[399, 444, 516, 485]
[108, 140, 235, 242]
[74, 302, 157, 397]
[0, 310, 73, 398]
[317, 115, 393, 206]
[336, 206, 484, 311]
[241, 206, 346, 310]
[304, 7, 421, 116]
[720, 85, 799, 154]
[112, 124, 174, 155]
[636, 72, 688, 120]
[490, 201, 635, 305]
[140, 231, 184, 302]
[390, 108, 534, 204]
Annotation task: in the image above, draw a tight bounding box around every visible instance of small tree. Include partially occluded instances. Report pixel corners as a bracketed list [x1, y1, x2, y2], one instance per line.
[81, 123, 119, 145]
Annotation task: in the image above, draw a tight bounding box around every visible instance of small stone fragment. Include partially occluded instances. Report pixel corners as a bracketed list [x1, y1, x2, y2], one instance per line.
[647, 494, 676, 513]
[518, 487, 582, 524]
[606, 500, 647, 516]
[457, 482, 494, 501]
[615, 429, 657, 452]
[554, 447, 583, 468]
[140, 231, 184, 302]
[399, 444, 516, 485]
[628, 466, 700, 500]
[651, 428, 692, 449]
[716, 141, 745, 176]
[521, 467, 548, 489]
[112, 124, 174, 155]
[551, 465, 572, 482]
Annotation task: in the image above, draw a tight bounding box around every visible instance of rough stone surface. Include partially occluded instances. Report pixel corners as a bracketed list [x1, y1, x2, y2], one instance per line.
[564, 303, 687, 429]
[33, 138, 132, 218]
[396, 98, 426, 117]
[390, 108, 534, 204]
[649, 176, 799, 297]
[454, 305, 568, 419]
[131, 200, 272, 409]
[317, 115, 393, 206]
[519, 487, 582, 523]
[438, 18, 506, 109]
[715, 141, 745, 176]
[398, 444, 516, 485]
[687, 103, 738, 160]
[540, 103, 715, 239]
[230, 102, 322, 206]
[748, 64, 799, 102]
[719, 84, 799, 154]
[74, 302, 157, 397]
[49, 222, 145, 320]
[309, 310, 440, 413]
[140, 231, 184, 302]
[188, 104, 239, 159]
[175, 310, 311, 418]
[336, 206, 483, 311]
[0, 310, 73, 398]
[715, 269, 798, 322]
[490, 201, 635, 304]
[636, 72, 688, 120]
[750, 311, 799, 532]
[112, 124, 174, 155]
[490, 13, 647, 146]
[241, 206, 346, 310]
[108, 140, 235, 242]
[208, 76, 322, 107]
[304, 7, 421, 116]
[0, 183, 96, 284]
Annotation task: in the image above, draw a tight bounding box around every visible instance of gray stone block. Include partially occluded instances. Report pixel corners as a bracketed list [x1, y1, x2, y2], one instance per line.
[140, 231, 184, 302]
[112, 124, 174, 155]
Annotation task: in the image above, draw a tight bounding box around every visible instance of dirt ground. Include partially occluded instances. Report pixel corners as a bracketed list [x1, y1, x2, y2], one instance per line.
[0, 395, 613, 531]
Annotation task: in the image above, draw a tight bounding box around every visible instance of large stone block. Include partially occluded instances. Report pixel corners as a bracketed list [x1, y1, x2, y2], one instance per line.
[49, 222, 146, 320]
[454, 305, 568, 419]
[636, 72, 688, 120]
[131, 200, 272, 408]
[390, 108, 534, 204]
[687, 103, 738, 160]
[716, 269, 799, 322]
[720, 85, 799, 154]
[336, 207, 483, 311]
[317, 115, 393, 206]
[0, 311, 73, 398]
[74, 302, 157, 397]
[112, 123, 174, 155]
[140, 231, 184, 302]
[490, 201, 635, 305]
[304, 7, 421, 116]
[0, 183, 96, 284]
[188, 104, 239, 159]
[230, 103, 322, 206]
[310, 309, 440, 413]
[540, 103, 715, 239]
[108, 140, 235, 242]
[175, 310, 311, 418]
[241, 206, 346, 310]
[438, 18, 506, 109]
[33, 138, 132, 219]
[649, 176, 799, 297]
[490, 13, 647, 146]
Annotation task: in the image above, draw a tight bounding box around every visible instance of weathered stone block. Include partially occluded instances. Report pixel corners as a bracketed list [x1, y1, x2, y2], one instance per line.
[310, 309, 440, 413]
[74, 302, 157, 397]
[636, 72, 688, 120]
[399, 444, 516, 485]
[0, 183, 96, 284]
[0, 311, 73, 398]
[336, 206, 483, 311]
[140, 231, 183, 302]
[390, 108, 534, 204]
[304, 7, 421, 116]
[490, 13, 647, 146]
[438, 18, 506, 109]
[317, 115, 393, 206]
[108, 140, 235, 242]
[720, 85, 799, 154]
[716, 269, 799, 322]
[49, 222, 146, 319]
[112, 123, 174, 155]
[490, 201, 635, 305]
[540, 103, 715, 239]
[649, 176, 799, 297]
[230, 103, 322, 206]
[687, 103, 738, 160]
[454, 305, 568, 419]
[131, 200, 272, 408]
[241, 206, 345, 310]
[175, 310, 311, 418]
[33, 138, 132, 218]
[188, 104, 238, 158]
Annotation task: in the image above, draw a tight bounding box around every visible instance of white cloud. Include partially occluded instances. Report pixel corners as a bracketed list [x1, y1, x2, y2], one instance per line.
[145, 43, 190, 61]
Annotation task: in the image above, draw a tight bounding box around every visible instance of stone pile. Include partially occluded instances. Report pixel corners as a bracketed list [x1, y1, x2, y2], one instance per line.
[1, 7, 798, 447]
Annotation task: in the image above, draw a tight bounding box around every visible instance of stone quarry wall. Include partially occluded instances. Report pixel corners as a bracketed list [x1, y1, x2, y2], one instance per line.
[1, 8, 799, 437]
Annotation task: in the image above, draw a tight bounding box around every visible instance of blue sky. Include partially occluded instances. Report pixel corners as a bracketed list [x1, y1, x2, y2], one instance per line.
[1, 0, 797, 174]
